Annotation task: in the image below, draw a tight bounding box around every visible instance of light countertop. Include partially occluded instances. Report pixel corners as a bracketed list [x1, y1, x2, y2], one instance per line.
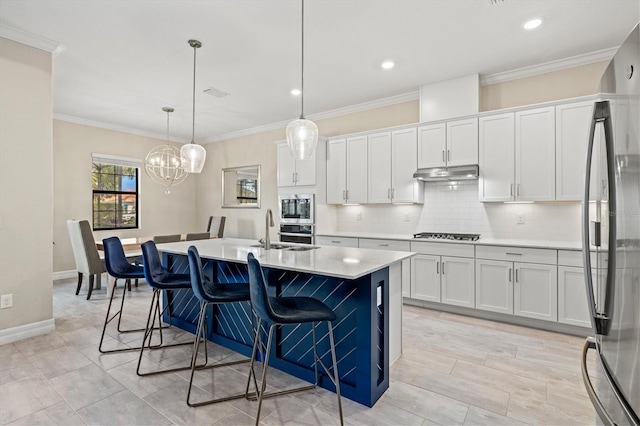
[316, 231, 584, 251]
[157, 238, 414, 280]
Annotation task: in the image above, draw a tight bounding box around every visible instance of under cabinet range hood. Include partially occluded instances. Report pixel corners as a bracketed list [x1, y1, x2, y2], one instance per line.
[413, 165, 479, 181]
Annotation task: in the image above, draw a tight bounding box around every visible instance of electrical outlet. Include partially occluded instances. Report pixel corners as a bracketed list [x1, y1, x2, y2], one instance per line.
[516, 213, 525, 225]
[356, 212, 362, 221]
[0, 294, 13, 309]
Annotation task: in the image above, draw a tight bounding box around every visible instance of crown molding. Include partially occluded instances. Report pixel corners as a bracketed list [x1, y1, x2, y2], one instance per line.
[480, 47, 617, 85]
[0, 24, 63, 55]
[53, 113, 189, 143]
[206, 91, 419, 143]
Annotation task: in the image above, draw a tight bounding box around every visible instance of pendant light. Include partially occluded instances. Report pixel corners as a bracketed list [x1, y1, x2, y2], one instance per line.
[180, 39, 207, 173]
[285, 0, 318, 160]
[145, 107, 188, 195]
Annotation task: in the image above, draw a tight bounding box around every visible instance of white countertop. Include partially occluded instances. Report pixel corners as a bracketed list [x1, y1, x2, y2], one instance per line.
[316, 231, 583, 251]
[157, 238, 414, 280]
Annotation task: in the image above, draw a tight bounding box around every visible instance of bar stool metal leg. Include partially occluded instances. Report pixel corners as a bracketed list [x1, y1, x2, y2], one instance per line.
[186, 301, 251, 407]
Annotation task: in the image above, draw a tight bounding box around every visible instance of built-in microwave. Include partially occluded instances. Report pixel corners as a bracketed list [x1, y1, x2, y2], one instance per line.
[279, 194, 314, 224]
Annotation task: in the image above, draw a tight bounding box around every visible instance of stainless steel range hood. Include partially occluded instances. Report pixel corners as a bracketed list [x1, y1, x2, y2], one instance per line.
[413, 165, 479, 181]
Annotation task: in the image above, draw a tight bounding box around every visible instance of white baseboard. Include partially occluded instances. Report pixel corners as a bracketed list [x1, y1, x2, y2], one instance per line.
[53, 269, 77, 281]
[0, 318, 55, 345]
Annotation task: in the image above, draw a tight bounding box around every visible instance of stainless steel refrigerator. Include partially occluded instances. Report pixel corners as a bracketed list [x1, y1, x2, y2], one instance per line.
[582, 23, 640, 426]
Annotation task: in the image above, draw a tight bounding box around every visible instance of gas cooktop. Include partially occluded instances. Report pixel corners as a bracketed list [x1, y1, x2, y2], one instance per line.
[413, 232, 480, 241]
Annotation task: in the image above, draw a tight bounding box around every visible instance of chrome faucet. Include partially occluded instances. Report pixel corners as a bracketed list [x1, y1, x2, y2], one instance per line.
[265, 208, 274, 249]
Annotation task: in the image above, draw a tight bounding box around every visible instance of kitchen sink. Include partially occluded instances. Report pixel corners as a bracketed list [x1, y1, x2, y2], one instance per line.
[285, 246, 319, 251]
[250, 243, 289, 249]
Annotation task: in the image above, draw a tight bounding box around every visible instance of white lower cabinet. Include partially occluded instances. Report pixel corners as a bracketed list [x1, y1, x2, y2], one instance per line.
[314, 236, 359, 248]
[476, 259, 557, 321]
[440, 256, 475, 308]
[514, 262, 557, 322]
[411, 254, 440, 302]
[475, 259, 513, 315]
[558, 266, 592, 327]
[358, 238, 412, 298]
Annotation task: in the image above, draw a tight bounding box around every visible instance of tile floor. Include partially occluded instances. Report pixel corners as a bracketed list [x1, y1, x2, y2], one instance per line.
[0, 278, 598, 425]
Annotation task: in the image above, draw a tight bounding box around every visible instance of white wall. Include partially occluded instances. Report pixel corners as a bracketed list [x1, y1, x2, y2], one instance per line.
[0, 38, 54, 332]
[53, 120, 198, 273]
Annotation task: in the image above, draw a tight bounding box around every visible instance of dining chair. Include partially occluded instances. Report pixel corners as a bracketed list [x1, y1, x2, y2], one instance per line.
[99, 236, 148, 353]
[66, 219, 105, 299]
[136, 240, 205, 376]
[206, 216, 226, 238]
[186, 232, 210, 241]
[185, 245, 252, 407]
[246, 253, 344, 425]
[153, 234, 181, 244]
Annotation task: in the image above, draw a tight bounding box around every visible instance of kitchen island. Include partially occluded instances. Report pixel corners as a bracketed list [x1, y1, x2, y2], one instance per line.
[155, 238, 413, 407]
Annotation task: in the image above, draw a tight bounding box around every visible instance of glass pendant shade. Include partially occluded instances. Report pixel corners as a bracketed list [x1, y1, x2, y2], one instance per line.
[180, 143, 207, 173]
[286, 118, 318, 160]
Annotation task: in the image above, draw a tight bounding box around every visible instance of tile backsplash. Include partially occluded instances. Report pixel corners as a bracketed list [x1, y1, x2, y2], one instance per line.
[334, 181, 582, 242]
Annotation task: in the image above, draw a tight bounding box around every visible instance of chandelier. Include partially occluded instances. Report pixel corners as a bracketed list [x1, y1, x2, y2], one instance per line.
[144, 107, 188, 194]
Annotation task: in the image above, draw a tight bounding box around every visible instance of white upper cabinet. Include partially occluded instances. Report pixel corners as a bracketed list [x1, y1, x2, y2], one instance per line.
[326, 139, 347, 204]
[392, 128, 421, 203]
[556, 101, 594, 200]
[368, 128, 422, 204]
[479, 113, 515, 202]
[515, 106, 556, 201]
[326, 136, 368, 204]
[479, 107, 555, 202]
[446, 118, 478, 166]
[277, 143, 317, 187]
[367, 131, 393, 203]
[417, 123, 446, 168]
[418, 118, 478, 169]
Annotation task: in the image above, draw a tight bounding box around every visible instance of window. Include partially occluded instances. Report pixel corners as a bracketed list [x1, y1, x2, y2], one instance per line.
[92, 154, 140, 230]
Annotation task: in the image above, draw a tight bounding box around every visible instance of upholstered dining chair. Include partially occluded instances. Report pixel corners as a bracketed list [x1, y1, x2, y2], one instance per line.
[206, 216, 226, 238]
[66, 219, 105, 300]
[186, 232, 210, 241]
[153, 234, 181, 244]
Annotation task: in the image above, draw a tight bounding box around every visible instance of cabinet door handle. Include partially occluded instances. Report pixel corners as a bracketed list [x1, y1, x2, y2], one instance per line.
[387, 188, 391, 199]
[436, 261, 439, 274]
[392, 188, 395, 199]
[346, 190, 349, 200]
[515, 269, 519, 283]
[442, 150, 445, 162]
[510, 183, 513, 196]
[447, 149, 451, 161]
[506, 252, 522, 256]
[442, 261, 445, 274]
[509, 268, 512, 282]
[331, 240, 341, 244]
[342, 190, 346, 200]
[378, 244, 389, 247]
[517, 183, 520, 196]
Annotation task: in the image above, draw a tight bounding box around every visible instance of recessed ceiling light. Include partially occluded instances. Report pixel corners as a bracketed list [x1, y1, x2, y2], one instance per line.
[523, 18, 542, 30]
[381, 61, 395, 70]
[291, 89, 301, 96]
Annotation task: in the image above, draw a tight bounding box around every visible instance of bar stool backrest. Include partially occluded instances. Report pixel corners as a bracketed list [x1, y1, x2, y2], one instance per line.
[187, 246, 208, 302]
[102, 236, 130, 277]
[247, 252, 276, 322]
[141, 241, 166, 289]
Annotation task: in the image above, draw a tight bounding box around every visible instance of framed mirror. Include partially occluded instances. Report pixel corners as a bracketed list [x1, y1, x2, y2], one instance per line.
[222, 165, 261, 208]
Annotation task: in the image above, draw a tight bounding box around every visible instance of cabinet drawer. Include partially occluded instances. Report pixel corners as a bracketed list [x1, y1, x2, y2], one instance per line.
[558, 249, 607, 268]
[315, 236, 359, 248]
[476, 245, 556, 264]
[410, 241, 474, 258]
[358, 238, 410, 252]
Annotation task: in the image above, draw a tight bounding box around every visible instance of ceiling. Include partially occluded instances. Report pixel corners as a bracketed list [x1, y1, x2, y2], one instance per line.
[1, 0, 638, 144]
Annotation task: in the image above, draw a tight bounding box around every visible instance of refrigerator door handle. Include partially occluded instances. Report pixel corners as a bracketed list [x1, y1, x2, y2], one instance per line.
[581, 337, 616, 426]
[582, 100, 615, 336]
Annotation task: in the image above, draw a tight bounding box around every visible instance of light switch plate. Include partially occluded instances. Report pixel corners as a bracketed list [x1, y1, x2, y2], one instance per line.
[0, 294, 13, 309]
[516, 213, 525, 224]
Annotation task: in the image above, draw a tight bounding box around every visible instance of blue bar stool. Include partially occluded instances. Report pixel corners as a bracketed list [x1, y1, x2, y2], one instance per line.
[246, 253, 344, 425]
[185, 246, 252, 407]
[99, 237, 147, 354]
[136, 240, 205, 376]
